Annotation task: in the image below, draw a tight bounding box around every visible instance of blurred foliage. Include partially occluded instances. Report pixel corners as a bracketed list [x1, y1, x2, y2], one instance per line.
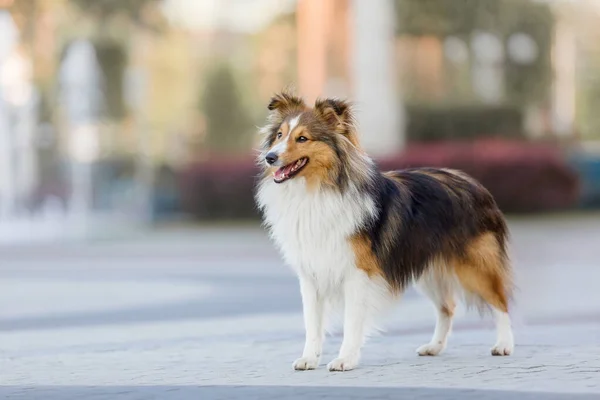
[7, 0, 160, 34]
[251, 11, 298, 113]
[55, 38, 128, 121]
[5, 0, 36, 40]
[201, 63, 253, 154]
[94, 40, 127, 120]
[406, 105, 523, 141]
[65, 0, 164, 121]
[69, 0, 159, 24]
[395, 0, 553, 106]
[395, 0, 551, 37]
[577, 51, 600, 140]
[501, 3, 553, 107]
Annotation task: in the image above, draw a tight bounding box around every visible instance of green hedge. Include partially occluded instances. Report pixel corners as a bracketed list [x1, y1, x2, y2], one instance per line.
[405, 105, 524, 141]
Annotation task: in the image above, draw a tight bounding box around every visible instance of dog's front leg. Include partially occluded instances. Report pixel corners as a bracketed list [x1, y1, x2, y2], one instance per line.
[293, 275, 325, 370]
[328, 271, 369, 371]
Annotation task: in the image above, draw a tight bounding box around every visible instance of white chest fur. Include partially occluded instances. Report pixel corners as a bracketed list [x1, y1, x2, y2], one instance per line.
[256, 178, 376, 294]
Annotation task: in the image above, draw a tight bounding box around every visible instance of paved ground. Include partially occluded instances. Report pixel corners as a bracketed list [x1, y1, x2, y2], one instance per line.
[1, 214, 600, 399]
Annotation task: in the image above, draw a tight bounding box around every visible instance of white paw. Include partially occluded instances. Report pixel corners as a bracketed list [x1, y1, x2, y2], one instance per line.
[416, 342, 445, 356]
[327, 356, 358, 372]
[491, 341, 514, 356]
[293, 356, 319, 370]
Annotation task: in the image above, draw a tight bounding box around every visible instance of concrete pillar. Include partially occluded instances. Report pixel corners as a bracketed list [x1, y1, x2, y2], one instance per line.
[350, 0, 404, 156]
[0, 10, 18, 218]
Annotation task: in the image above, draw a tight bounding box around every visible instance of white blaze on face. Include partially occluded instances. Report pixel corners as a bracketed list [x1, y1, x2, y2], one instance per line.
[269, 138, 288, 161]
[288, 114, 301, 133]
[267, 114, 302, 166]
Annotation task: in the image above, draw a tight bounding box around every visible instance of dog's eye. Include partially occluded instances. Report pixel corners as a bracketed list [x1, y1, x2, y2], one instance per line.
[277, 132, 282, 139]
[297, 136, 308, 143]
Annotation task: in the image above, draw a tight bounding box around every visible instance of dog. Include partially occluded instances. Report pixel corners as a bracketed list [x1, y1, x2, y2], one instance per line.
[255, 91, 514, 372]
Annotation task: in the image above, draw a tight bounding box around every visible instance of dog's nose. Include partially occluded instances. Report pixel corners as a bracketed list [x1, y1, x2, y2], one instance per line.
[265, 152, 278, 165]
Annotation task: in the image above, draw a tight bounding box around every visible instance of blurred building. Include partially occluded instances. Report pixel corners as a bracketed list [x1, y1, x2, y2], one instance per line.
[295, 0, 403, 155]
[1, 0, 600, 232]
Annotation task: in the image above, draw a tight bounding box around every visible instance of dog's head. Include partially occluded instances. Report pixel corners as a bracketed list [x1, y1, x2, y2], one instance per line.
[258, 90, 366, 189]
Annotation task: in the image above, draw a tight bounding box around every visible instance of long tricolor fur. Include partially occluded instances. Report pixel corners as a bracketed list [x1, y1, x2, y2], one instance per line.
[255, 90, 515, 372]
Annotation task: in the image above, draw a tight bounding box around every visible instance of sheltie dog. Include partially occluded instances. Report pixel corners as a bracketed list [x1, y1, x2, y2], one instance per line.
[255, 91, 514, 372]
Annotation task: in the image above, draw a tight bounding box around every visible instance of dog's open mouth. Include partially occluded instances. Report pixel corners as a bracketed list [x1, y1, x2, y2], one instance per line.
[273, 157, 308, 183]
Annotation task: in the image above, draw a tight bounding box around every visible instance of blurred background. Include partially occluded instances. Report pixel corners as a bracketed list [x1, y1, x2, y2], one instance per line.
[1, 0, 600, 238]
[2, 1, 600, 389]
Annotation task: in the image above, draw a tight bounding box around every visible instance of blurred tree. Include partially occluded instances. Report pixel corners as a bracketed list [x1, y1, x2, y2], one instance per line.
[56, 37, 128, 121]
[501, 1, 553, 107]
[252, 12, 297, 104]
[395, 0, 548, 37]
[394, 0, 553, 107]
[63, 0, 163, 121]
[578, 51, 600, 140]
[94, 40, 127, 120]
[69, 0, 160, 26]
[201, 63, 253, 154]
[5, 0, 37, 44]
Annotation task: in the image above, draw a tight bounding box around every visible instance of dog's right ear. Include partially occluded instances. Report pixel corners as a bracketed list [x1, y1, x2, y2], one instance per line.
[267, 91, 306, 116]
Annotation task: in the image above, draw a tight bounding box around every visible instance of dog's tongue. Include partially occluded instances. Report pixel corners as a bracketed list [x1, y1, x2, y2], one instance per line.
[274, 164, 294, 181]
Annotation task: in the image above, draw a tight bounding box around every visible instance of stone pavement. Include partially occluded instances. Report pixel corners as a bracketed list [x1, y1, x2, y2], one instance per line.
[1, 215, 600, 399]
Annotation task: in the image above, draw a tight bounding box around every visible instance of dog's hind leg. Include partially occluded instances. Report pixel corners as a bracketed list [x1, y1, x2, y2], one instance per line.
[454, 232, 515, 356]
[414, 262, 456, 356]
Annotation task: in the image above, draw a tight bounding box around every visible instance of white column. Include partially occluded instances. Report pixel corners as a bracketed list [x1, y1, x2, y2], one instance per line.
[125, 65, 153, 224]
[350, 0, 404, 156]
[3, 50, 37, 215]
[59, 40, 102, 235]
[0, 10, 19, 219]
[0, 91, 14, 219]
[552, 19, 576, 138]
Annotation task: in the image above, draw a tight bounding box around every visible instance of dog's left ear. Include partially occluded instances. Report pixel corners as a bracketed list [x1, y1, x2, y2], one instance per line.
[314, 98, 355, 135]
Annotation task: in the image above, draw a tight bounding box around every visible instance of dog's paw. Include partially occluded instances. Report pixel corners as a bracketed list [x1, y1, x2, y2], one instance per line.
[327, 356, 358, 372]
[491, 341, 514, 356]
[416, 342, 445, 356]
[293, 357, 319, 370]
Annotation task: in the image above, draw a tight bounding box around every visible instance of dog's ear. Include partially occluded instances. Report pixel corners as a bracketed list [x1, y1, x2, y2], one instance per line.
[267, 91, 306, 116]
[314, 98, 360, 147]
[314, 98, 355, 134]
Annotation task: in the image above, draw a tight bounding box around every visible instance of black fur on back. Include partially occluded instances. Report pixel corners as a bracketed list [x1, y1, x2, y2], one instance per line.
[360, 167, 509, 290]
